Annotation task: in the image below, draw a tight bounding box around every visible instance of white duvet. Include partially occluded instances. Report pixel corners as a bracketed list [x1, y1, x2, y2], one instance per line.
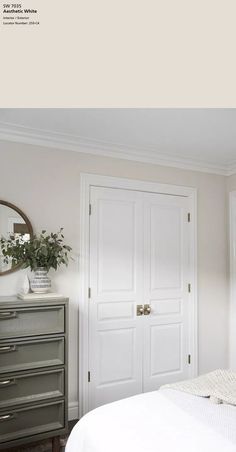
[66, 389, 236, 452]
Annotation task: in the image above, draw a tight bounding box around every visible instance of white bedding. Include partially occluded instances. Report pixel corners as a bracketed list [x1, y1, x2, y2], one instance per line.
[66, 389, 236, 452]
[163, 369, 236, 405]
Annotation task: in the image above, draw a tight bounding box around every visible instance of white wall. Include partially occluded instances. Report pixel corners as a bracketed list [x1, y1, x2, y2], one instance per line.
[0, 142, 228, 418]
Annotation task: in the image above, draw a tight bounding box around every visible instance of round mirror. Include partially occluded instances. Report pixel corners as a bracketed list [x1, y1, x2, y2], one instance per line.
[0, 201, 33, 276]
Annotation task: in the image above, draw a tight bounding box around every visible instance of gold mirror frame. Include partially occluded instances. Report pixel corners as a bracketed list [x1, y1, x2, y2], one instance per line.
[0, 200, 33, 276]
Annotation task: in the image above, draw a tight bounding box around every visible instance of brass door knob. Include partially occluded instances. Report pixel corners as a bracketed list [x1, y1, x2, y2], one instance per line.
[136, 305, 144, 316]
[144, 304, 151, 315]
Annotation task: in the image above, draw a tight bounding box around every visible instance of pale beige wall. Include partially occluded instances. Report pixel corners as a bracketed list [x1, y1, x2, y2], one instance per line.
[0, 142, 228, 415]
[227, 174, 236, 368]
[227, 174, 236, 192]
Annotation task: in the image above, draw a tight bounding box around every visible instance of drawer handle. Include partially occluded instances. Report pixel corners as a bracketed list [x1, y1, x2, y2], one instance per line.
[0, 311, 17, 319]
[0, 414, 15, 422]
[0, 345, 17, 353]
[0, 379, 16, 387]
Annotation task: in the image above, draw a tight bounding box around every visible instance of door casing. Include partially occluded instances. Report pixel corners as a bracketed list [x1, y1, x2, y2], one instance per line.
[79, 173, 198, 417]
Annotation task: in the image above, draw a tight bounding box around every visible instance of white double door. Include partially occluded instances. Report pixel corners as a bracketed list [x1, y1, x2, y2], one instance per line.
[88, 186, 191, 410]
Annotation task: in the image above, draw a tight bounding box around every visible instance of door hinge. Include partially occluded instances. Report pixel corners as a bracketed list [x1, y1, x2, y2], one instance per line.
[188, 354, 191, 365]
[88, 371, 91, 382]
[88, 287, 91, 298]
[187, 212, 191, 222]
[188, 283, 191, 293]
[89, 204, 92, 215]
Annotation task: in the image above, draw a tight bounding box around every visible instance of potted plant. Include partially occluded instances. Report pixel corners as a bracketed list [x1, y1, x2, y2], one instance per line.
[0, 228, 72, 293]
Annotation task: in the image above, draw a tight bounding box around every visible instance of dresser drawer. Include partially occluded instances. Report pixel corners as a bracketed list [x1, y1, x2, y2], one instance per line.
[0, 337, 64, 374]
[0, 369, 64, 409]
[0, 400, 64, 445]
[0, 306, 64, 339]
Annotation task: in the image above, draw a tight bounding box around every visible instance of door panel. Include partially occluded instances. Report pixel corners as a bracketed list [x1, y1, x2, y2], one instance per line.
[152, 298, 182, 315]
[89, 187, 144, 410]
[97, 199, 135, 293]
[143, 194, 190, 391]
[89, 187, 191, 410]
[97, 301, 134, 321]
[150, 205, 182, 290]
[98, 327, 136, 385]
[150, 323, 182, 375]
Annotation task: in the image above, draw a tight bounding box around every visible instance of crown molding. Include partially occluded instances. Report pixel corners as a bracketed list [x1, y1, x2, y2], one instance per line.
[0, 120, 234, 176]
[227, 165, 236, 176]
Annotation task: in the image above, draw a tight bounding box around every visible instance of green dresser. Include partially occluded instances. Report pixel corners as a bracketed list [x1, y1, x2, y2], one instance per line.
[0, 296, 68, 451]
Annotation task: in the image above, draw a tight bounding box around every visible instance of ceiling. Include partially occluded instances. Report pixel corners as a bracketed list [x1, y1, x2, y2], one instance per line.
[0, 108, 236, 175]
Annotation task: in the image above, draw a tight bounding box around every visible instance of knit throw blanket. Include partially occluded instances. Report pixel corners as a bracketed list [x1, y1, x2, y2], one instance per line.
[161, 369, 236, 405]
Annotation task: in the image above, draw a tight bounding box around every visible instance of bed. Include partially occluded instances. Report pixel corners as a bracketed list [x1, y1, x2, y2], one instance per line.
[66, 388, 236, 452]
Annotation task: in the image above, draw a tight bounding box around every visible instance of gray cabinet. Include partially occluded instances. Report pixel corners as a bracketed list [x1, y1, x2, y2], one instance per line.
[0, 296, 68, 451]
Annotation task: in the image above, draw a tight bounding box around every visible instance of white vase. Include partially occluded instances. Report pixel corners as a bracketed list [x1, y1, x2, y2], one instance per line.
[30, 267, 51, 293]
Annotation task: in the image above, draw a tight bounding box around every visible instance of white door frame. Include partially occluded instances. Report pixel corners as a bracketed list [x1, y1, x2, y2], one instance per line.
[229, 191, 236, 369]
[79, 173, 198, 417]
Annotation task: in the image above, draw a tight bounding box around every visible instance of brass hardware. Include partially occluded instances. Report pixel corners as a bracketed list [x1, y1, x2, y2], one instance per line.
[188, 212, 191, 222]
[136, 305, 144, 316]
[188, 283, 191, 293]
[0, 345, 16, 353]
[0, 414, 14, 421]
[0, 379, 15, 387]
[144, 304, 151, 315]
[0, 311, 17, 320]
[188, 354, 191, 364]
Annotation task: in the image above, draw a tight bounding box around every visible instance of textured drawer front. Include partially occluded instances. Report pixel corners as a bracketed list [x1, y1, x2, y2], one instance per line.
[0, 369, 64, 408]
[0, 400, 64, 444]
[0, 306, 64, 339]
[0, 337, 64, 374]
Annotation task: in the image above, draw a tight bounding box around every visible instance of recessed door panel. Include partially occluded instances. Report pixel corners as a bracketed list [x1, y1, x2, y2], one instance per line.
[150, 206, 182, 290]
[97, 301, 134, 321]
[98, 200, 135, 293]
[151, 299, 182, 316]
[98, 328, 135, 385]
[150, 324, 182, 376]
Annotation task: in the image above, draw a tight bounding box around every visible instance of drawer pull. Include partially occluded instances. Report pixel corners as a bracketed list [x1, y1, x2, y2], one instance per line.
[0, 311, 17, 319]
[0, 345, 16, 353]
[0, 413, 14, 422]
[0, 379, 15, 387]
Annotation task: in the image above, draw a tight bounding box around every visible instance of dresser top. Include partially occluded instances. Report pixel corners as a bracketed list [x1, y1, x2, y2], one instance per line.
[0, 295, 69, 308]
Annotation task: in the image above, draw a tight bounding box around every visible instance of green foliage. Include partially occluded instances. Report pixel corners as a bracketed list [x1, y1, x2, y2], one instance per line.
[0, 228, 72, 272]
